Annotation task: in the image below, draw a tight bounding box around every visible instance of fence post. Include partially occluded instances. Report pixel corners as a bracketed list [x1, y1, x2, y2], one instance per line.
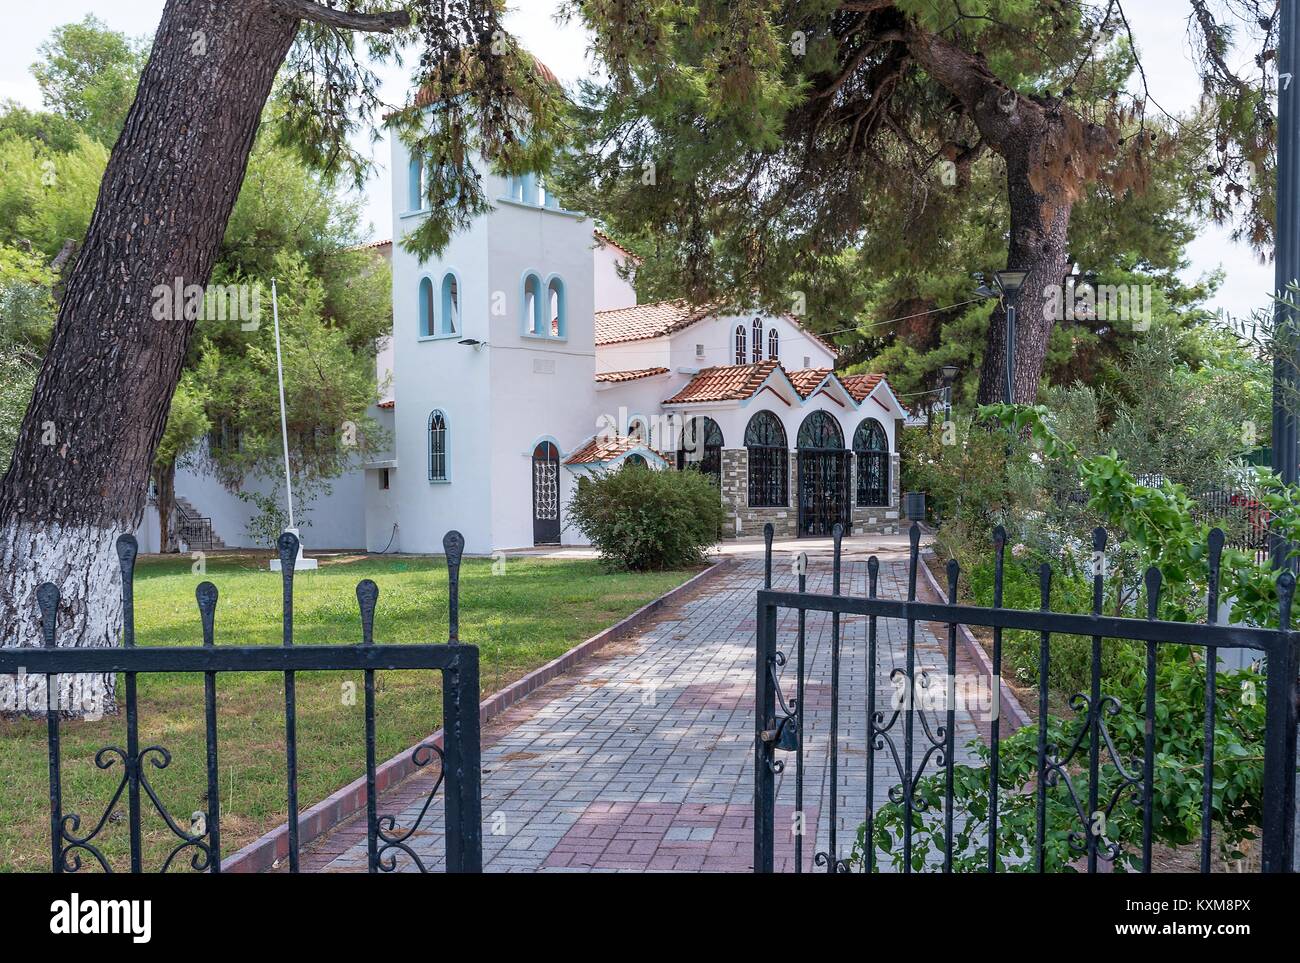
[440, 530, 481, 873]
[754, 524, 777, 873]
[1262, 571, 1298, 872]
[442, 644, 482, 873]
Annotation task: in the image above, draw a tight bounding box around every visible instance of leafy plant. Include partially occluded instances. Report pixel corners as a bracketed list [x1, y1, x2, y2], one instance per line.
[566, 464, 725, 571]
[855, 655, 1267, 873]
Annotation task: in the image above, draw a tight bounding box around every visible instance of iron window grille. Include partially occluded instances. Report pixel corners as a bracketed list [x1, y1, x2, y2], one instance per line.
[746, 410, 788, 507]
[853, 418, 889, 507]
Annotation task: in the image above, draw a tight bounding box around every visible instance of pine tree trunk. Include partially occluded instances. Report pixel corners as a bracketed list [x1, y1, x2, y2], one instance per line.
[976, 152, 1073, 406]
[903, 27, 1109, 407]
[0, 0, 298, 717]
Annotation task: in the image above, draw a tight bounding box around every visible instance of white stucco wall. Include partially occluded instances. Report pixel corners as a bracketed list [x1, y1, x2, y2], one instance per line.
[593, 239, 637, 311]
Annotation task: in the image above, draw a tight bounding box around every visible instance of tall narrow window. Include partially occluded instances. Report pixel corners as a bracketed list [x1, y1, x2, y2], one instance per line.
[768, 327, 779, 361]
[547, 276, 565, 337]
[854, 418, 889, 507]
[735, 324, 747, 365]
[523, 274, 543, 334]
[418, 277, 435, 337]
[440, 273, 460, 335]
[509, 175, 525, 202]
[745, 410, 788, 507]
[752, 318, 763, 362]
[408, 155, 424, 211]
[428, 410, 448, 482]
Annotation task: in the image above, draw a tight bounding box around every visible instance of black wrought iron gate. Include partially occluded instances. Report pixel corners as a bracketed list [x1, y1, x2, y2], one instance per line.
[754, 523, 1300, 873]
[2, 530, 483, 874]
[797, 449, 851, 537]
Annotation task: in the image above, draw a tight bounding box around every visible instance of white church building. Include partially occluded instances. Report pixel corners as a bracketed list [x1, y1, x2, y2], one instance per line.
[150, 78, 907, 556]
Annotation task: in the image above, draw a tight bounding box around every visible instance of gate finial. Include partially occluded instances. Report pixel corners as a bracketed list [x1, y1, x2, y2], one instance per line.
[443, 531, 464, 642]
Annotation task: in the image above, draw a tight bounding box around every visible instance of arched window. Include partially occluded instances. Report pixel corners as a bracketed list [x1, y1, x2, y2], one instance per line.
[418, 277, 435, 337]
[508, 175, 525, 202]
[677, 416, 723, 486]
[752, 318, 763, 362]
[547, 276, 565, 337]
[768, 327, 779, 361]
[428, 410, 448, 482]
[735, 324, 747, 365]
[408, 155, 424, 211]
[523, 273, 543, 335]
[745, 410, 788, 507]
[854, 418, 890, 507]
[440, 273, 460, 335]
[624, 453, 648, 469]
[797, 410, 844, 450]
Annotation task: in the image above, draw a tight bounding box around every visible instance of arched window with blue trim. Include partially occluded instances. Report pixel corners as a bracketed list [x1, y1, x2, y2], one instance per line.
[440, 273, 460, 335]
[735, 324, 747, 365]
[408, 155, 424, 211]
[418, 277, 435, 337]
[768, 327, 779, 361]
[547, 276, 565, 337]
[428, 410, 449, 482]
[752, 317, 763, 362]
[523, 273, 543, 335]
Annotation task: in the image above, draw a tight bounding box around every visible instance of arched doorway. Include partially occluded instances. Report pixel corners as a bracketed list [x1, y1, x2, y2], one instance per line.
[796, 411, 850, 536]
[853, 418, 890, 507]
[532, 441, 561, 544]
[677, 416, 724, 486]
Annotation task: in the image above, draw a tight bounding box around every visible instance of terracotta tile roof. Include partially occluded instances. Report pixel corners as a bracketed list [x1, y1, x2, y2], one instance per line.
[353, 239, 392, 251]
[563, 435, 661, 466]
[377, 400, 395, 409]
[595, 367, 669, 383]
[593, 229, 643, 265]
[595, 299, 838, 358]
[786, 367, 833, 399]
[594, 299, 718, 346]
[840, 373, 884, 403]
[663, 360, 781, 404]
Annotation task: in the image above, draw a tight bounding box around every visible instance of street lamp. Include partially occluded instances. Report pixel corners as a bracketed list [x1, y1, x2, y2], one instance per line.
[993, 269, 1029, 404]
[940, 363, 959, 424]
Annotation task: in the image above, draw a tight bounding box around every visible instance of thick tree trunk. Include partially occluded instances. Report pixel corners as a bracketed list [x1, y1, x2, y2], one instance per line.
[903, 26, 1110, 406]
[977, 150, 1073, 406]
[0, 0, 298, 717]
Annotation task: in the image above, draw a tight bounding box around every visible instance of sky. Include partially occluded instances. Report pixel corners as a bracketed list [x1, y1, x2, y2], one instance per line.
[0, 1, 1277, 324]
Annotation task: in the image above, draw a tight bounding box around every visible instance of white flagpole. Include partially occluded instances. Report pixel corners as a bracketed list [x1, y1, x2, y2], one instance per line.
[271, 278, 295, 531]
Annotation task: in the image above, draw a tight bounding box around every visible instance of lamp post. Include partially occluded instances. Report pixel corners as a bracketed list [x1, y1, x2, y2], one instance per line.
[940, 364, 959, 424]
[993, 269, 1029, 405]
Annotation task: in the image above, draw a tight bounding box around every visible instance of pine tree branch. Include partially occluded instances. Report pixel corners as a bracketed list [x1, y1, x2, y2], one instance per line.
[266, 0, 410, 33]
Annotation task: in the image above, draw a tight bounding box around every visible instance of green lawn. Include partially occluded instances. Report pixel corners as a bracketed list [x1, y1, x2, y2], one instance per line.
[0, 551, 695, 872]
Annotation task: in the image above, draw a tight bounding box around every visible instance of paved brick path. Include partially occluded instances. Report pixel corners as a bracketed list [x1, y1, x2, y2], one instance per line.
[302, 548, 992, 872]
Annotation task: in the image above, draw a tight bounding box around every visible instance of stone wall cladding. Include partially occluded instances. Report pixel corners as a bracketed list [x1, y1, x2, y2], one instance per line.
[719, 449, 901, 538]
[849, 451, 901, 535]
[720, 448, 797, 538]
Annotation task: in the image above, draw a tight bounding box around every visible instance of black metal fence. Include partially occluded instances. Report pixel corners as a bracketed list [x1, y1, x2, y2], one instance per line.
[0, 530, 482, 874]
[754, 522, 1300, 873]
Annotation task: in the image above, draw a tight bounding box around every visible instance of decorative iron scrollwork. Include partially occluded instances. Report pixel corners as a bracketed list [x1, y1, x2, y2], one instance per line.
[60, 745, 212, 873]
[375, 743, 446, 872]
[1043, 693, 1142, 861]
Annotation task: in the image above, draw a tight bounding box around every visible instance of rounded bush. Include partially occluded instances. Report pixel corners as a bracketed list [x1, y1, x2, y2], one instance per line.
[567, 463, 725, 570]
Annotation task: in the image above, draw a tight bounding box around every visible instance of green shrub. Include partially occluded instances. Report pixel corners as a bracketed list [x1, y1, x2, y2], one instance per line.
[567, 464, 725, 570]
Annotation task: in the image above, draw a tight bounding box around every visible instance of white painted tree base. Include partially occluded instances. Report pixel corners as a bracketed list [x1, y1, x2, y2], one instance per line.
[0, 519, 120, 718]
